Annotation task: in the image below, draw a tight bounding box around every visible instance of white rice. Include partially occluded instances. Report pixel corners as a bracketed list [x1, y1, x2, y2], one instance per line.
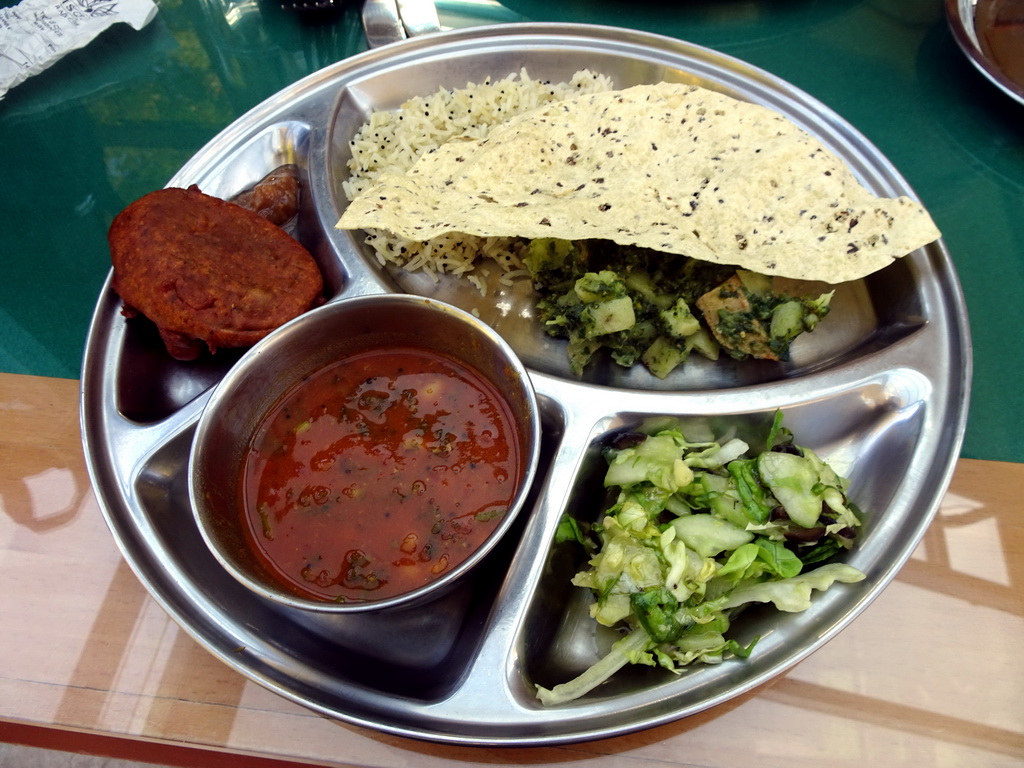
[342, 69, 614, 291]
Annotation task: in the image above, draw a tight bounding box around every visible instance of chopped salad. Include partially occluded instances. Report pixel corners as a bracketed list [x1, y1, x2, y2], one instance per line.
[536, 412, 865, 706]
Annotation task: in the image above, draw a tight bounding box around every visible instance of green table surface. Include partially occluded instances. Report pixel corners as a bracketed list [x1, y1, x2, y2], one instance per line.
[0, 0, 1020, 462]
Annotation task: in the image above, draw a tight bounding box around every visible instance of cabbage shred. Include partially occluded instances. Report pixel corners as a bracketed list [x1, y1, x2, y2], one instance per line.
[536, 411, 865, 706]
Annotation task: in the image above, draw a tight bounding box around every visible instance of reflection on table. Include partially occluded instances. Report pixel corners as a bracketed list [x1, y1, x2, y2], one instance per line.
[0, 374, 1021, 766]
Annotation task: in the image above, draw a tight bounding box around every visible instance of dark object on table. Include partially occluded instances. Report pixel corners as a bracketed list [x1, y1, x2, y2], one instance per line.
[278, 0, 343, 16]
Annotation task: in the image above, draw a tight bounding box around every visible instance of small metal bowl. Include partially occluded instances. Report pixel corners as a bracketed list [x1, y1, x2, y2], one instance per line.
[189, 293, 542, 613]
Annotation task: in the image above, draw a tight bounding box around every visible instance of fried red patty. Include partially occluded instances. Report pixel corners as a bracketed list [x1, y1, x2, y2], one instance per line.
[109, 185, 323, 361]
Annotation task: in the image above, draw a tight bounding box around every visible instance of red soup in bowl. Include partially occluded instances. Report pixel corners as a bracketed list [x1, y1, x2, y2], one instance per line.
[190, 293, 541, 613]
[243, 346, 521, 603]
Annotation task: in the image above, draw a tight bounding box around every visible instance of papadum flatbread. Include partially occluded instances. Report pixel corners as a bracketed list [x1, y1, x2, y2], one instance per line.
[337, 83, 939, 284]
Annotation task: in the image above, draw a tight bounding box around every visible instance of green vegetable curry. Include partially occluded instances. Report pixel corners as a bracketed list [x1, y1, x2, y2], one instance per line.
[524, 238, 833, 377]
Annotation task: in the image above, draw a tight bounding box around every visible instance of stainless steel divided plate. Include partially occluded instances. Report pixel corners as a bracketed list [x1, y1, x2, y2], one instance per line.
[81, 23, 972, 745]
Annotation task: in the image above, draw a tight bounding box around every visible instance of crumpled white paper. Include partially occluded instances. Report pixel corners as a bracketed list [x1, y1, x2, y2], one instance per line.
[0, 0, 158, 100]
